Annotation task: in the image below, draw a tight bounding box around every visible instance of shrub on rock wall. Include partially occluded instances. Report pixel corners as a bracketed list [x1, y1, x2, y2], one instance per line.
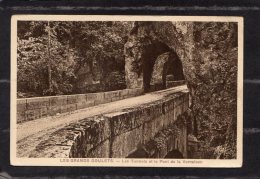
[157, 22, 238, 159]
[191, 22, 238, 159]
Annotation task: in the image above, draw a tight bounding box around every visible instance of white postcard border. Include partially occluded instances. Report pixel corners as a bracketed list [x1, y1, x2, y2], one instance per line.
[10, 15, 243, 167]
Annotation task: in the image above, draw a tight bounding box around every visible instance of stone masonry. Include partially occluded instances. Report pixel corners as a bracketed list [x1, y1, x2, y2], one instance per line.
[28, 90, 189, 158]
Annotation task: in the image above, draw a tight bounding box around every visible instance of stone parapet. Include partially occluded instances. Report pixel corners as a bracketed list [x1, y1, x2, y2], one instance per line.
[17, 88, 144, 123]
[28, 91, 189, 158]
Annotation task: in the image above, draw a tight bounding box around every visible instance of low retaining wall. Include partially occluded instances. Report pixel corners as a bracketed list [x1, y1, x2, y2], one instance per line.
[149, 83, 164, 92]
[17, 88, 143, 123]
[149, 80, 186, 92]
[28, 91, 189, 158]
[166, 80, 186, 88]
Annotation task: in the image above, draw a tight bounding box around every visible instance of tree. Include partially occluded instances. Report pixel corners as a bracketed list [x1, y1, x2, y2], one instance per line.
[17, 21, 131, 96]
[47, 21, 52, 94]
[17, 21, 77, 96]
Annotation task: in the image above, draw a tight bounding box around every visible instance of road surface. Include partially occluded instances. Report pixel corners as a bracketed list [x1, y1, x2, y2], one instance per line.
[16, 85, 188, 157]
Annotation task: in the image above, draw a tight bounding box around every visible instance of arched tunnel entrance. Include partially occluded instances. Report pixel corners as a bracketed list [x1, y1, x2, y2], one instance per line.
[124, 21, 187, 91]
[141, 41, 185, 92]
[142, 41, 170, 92]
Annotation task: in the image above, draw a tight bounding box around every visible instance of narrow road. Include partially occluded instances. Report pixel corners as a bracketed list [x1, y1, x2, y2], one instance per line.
[16, 85, 188, 157]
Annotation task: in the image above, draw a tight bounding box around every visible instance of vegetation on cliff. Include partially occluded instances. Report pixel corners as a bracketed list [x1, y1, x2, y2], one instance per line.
[124, 21, 238, 159]
[17, 21, 130, 97]
[191, 22, 238, 159]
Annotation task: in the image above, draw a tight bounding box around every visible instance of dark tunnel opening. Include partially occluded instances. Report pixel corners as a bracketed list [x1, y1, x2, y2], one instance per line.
[142, 41, 171, 92]
[142, 41, 185, 92]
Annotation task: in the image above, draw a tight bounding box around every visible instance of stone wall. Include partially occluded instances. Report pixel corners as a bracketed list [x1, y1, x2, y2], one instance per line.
[28, 91, 189, 158]
[17, 88, 143, 123]
[127, 114, 188, 158]
[166, 80, 186, 89]
[149, 80, 186, 92]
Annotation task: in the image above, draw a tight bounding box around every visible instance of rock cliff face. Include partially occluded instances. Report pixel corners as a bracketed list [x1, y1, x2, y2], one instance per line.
[76, 62, 102, 93]
[124, 21, 238, 159]
[124, 34, 143, 89]
[124, 22, 190, 92]
[75, 58, 126, 93]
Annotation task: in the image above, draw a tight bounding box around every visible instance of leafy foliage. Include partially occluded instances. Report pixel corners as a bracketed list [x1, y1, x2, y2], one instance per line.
[189, 22, 238, 159]
[130, 21, 238, 159]
[18, 21, 76, 95]
[17, 21, 131, 96]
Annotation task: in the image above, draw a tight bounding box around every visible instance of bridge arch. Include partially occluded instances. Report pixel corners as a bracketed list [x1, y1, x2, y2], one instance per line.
[164, 149, 184, 159]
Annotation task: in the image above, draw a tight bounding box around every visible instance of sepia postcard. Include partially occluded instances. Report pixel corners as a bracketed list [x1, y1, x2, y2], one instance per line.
[10, 15, 243, 167]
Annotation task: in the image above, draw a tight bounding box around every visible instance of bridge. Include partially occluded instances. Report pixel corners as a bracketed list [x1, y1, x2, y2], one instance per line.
[16, 84, 191, 159]
[16, 22, 199, 159]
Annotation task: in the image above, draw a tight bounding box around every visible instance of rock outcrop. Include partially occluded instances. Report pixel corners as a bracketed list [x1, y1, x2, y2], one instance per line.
[124, 22, 189, 92]
[75, 58, 126, 93]
[124, 34, 144, 89]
